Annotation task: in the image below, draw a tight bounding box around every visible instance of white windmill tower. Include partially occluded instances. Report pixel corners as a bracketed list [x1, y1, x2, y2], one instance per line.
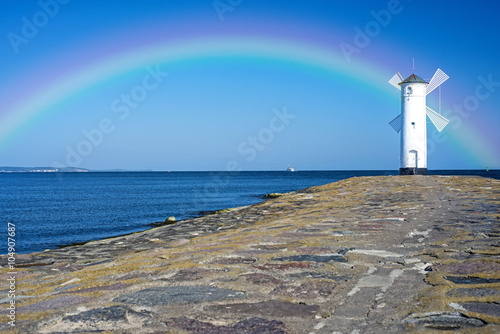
[388, 68, 450, 175]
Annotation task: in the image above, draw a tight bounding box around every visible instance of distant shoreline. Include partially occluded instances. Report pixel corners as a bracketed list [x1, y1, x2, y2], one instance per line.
[1, 167, 498, 173]
[0, 166, 90, 173]
[0, 167, 148, 173]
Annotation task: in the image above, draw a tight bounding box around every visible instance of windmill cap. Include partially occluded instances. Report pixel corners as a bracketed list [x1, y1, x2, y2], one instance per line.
[398, 74, 428, 85]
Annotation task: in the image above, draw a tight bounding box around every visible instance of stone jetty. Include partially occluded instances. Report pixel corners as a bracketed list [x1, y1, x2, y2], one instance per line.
[1, 175, 499, 333]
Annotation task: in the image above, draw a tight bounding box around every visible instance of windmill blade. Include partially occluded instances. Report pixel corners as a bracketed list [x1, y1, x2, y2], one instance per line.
[389, 114, 402, 133]
[426, 106, 449, 132]
[388, 72, 403, 90]
[426, 68, 449, 95]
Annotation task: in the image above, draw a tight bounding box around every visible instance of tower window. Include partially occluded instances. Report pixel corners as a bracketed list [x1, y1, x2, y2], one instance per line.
[406, 86, 412, 95]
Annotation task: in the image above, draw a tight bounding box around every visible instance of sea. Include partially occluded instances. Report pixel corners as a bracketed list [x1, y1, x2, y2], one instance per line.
[1, 170, 498, 255]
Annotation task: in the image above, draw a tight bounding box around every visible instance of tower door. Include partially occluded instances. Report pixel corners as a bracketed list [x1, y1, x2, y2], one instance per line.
[409, 150, 418, 168]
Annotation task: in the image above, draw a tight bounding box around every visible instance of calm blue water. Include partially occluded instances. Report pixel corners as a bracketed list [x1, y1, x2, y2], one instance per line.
[1, 170, 498, 254]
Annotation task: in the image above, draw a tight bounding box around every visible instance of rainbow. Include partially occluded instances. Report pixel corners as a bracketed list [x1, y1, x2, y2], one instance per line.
[0, 33, 498, 168]
[0, 36, 386, 142]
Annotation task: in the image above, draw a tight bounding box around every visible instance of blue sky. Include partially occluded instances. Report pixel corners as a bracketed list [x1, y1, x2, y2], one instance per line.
[0, 0, 499, 171]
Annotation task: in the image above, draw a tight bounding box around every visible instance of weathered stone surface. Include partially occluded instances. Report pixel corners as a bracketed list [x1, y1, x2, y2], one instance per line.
[252, 262, 310, 271]
[444, 276, 500, 284]
[113, 286, 245, 305]
[436, 260, 500, 274]
[271, 280, 338, 299]
[2, 175, 499, 333]
[54, 305, 152, 331]
[58, 282, 128, 294]
[206, 300, 319, 318]
[165, 317, 288, 333]
[287, 271, 350, 281]
[17, 295, 92, 313]
[166, 268, 213, 281]
[296, 246, 334, 254]
[447, 288, 500, 297]
[241, 273, 283, 285]
[463, 302, 500, 317]
[404, 312, 487, 330]
[272, 254, 347, 263]
[53, 283, 83, 293]
[210, 256, 257, 264]
[250, 243, 290, 250]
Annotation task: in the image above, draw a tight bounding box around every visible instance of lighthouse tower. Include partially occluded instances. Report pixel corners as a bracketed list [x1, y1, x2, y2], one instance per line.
[388, 69, 450, 175]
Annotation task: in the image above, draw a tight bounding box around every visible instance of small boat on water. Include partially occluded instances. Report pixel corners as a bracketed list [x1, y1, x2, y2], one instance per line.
[286, 164, 296, 172]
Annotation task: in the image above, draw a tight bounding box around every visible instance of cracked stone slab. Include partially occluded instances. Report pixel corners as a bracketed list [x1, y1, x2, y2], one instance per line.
[348, 269, 403, 296]
[113, 286, 245, 306]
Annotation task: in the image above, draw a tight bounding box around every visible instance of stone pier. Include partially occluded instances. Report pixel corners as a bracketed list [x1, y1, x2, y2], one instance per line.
[1, 176, 499, 333]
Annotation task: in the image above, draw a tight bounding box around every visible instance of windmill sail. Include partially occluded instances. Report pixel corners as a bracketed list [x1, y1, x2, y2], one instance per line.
[389, 114, 402, 133]
[426, 68, 449, 95]
[426, 106, 449, 132]
[388, 72, 403, 90]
